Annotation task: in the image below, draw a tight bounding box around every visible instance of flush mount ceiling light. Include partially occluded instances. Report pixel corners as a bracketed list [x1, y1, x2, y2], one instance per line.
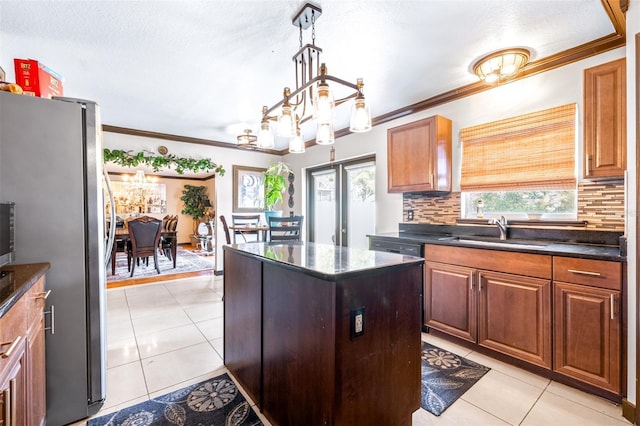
[237, 129, 258, 148]
[251, 2, 372, 153]
[472, 48, 530, 84]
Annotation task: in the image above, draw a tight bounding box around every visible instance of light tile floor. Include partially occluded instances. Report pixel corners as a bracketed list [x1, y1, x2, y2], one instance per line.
[75, 275, 630, 426]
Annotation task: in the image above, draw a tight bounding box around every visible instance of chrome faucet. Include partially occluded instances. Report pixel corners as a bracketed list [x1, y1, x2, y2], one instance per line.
[490, 216, 508, 240]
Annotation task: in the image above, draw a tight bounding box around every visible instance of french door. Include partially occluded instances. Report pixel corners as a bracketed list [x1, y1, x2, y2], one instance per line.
[307, 156, 375, 248]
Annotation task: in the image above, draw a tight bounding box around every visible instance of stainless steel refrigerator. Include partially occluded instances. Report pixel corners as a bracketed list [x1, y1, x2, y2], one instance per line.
[0, 91, 107, 425]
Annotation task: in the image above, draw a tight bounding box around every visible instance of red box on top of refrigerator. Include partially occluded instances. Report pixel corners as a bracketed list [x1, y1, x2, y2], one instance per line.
[13, 58, 64, 98]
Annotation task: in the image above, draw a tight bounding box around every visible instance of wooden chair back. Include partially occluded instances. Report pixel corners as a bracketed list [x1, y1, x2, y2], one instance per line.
[268, 215, 304, 242]
[219, 215, 232, 245]
[127, 216, 162, 276]
[231, 214, 261, 243]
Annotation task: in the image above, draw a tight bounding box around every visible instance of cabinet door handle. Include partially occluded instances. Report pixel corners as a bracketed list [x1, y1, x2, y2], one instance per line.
[567, 269, 601, 277]
[585, 154, 591, 176]
[0, 336, 22, 359]
[35, 290, 51, 300]
[469, 275, 474, 291]
[430, 174, 434, 188]
[45, 305, 55, 335]
[9, 378, 16, 426]
[610, 294, 615, 320]
[3, 388, 10, 425]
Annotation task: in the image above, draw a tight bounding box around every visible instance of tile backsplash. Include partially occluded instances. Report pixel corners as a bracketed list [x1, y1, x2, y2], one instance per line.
[402, 179, 625, 231]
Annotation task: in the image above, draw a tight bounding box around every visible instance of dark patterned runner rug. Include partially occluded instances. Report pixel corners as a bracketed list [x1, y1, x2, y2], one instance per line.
[421, 342, 490, 416]
[108, 246, 215, 283]
[87, 373, 263, 426]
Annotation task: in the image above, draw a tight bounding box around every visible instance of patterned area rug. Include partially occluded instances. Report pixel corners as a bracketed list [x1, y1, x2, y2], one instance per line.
[421, 342, 490, 416]
[87, 373, 263, 426]
[107, 246, 215, 282]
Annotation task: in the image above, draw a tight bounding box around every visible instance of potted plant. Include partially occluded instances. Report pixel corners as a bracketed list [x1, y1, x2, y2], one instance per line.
[180, 184, 210, 234]
[263, 162, 293, 223]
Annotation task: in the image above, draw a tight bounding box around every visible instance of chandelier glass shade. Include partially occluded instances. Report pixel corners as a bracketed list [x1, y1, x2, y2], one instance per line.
[316, 122, 335, 145]
[472, 48, 530, 84]
[289, 129, 306, 153]
[237, 129, 258, 147]
[253, 3, 372, 153]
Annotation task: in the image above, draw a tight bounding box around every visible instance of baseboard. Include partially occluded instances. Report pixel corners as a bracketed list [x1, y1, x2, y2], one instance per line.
[622, 398, 636, 424]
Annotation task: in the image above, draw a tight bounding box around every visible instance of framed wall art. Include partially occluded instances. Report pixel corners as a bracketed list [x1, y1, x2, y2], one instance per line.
[233, 165, 265, 212]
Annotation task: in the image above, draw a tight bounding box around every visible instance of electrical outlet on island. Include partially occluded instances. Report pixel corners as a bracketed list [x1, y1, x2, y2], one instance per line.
[350, 307, 365, 339]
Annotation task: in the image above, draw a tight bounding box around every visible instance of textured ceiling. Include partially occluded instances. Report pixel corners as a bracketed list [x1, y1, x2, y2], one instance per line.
[0, 1, 616, 152]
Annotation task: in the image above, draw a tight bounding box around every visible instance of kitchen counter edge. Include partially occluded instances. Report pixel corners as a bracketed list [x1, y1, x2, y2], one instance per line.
[369, 233, 625, 262]
[0, 263, 51, 318]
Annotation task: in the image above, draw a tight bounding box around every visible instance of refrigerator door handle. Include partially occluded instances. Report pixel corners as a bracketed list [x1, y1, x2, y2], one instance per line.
[103, 168, 116, 265]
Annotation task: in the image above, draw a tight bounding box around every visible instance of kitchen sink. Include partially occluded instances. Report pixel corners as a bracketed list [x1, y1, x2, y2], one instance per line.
[439, 236, 549, 250]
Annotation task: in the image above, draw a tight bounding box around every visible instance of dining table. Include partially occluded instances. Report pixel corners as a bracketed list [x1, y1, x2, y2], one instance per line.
[228, 224, 270, 243]
[111, 227, 178, 275]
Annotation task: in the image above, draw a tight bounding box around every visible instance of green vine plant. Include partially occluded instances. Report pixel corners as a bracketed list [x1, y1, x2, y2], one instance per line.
[104, 148, 225, 176]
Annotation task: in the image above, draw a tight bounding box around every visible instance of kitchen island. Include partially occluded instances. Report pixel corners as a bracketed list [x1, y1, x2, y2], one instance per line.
[223, 242, 424, 426]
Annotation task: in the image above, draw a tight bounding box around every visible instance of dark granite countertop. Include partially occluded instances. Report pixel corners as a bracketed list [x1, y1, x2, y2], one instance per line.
[0, 263, 50, 318]
[369, 231, 625, 262]
[223, 241, 424, 281]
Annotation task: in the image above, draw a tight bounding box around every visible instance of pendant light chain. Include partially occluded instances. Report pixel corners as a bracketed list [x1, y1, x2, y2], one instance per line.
[311, 10, 316, 45]
[299, 22, 303, 48]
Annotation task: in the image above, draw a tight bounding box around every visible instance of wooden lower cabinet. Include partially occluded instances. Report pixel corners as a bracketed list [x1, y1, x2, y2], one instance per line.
[424, 245, 624, 398]
[424, 260, 551, 368]
[478, 271, 551, 368]
[553, 256, 622, 394]
[553, 282, 620, 393]
[0, 338, 27, 426]
[0, 272, 48, 426]
[424, 261, 476, 342]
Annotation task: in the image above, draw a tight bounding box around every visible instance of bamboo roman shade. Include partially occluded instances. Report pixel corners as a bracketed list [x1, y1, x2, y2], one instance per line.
[460, 104, 577, 191]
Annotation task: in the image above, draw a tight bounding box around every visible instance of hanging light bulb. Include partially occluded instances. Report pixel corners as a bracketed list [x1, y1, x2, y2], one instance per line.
[313, 66, 335, 124]
[257, 107, 275, 148]
[313, 81, 335, 124]
[316, 122, 335, 145]
[277, 88, 296, 137]
[289, 122, 306, 153]
[349, 80, 371, 133]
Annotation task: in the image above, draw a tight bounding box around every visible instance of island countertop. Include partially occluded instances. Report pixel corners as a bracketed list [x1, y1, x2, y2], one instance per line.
[223, 241, 424, 281]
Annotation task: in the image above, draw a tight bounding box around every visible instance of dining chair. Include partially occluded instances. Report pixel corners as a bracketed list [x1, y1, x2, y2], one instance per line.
[127, 215, 163, 277]
[268, 215, 304, 242]
[160, 215, 178, 260]
[219, 215, 232, 245]
[231, 214, 261, 243]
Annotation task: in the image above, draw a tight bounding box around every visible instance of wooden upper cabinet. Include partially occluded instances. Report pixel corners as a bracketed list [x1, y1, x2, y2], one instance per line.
[583, 58, 626, 179]
[387, 115, 452, 193]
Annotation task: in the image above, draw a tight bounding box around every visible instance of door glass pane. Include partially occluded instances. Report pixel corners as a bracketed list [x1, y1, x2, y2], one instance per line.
[311, 170, 336, 244]
[346, 163, 376, 249]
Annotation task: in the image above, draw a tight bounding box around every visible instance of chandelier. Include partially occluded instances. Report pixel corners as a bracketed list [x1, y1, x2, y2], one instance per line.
[249, 3, 372, 153]
[472, 48, 530, 84]
[124, 170, 156, 198]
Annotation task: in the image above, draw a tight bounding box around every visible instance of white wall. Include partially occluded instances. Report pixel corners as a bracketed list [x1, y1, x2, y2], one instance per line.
[625, 2, 638, 406]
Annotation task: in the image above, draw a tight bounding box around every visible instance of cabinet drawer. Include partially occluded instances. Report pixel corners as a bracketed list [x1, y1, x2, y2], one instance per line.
[424, 244, 551, 279]
[369, 239, 422, 256]
[0, 296, 26, 377]
[553, 257, 621, 290]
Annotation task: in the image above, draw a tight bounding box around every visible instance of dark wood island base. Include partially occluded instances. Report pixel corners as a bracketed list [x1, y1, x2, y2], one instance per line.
[224, 242, 424, 426]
